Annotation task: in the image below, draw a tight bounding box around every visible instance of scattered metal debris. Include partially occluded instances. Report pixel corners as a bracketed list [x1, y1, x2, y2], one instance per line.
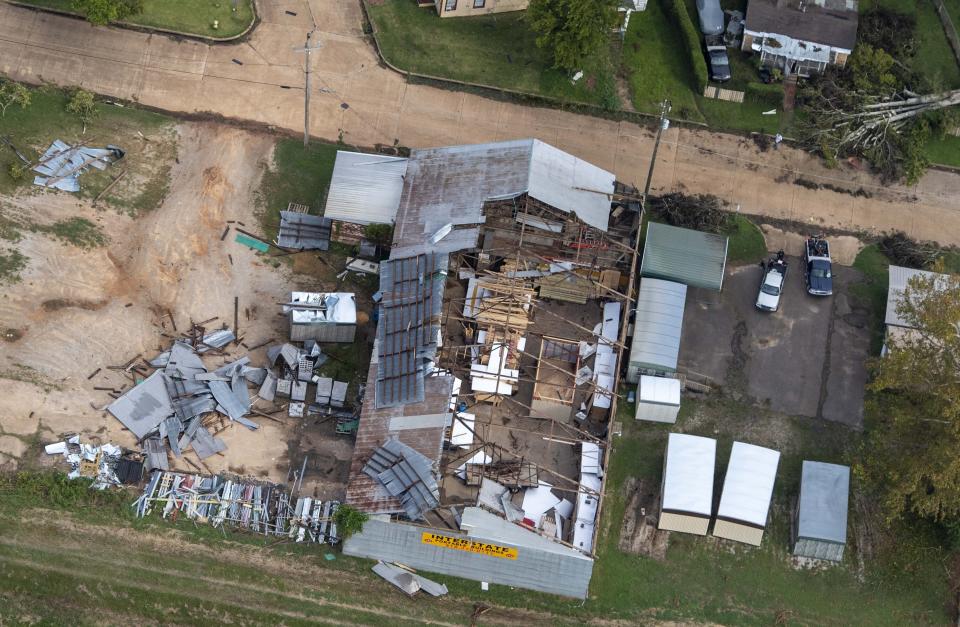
[44, 435, 143, 489]
[372, 561, 448, 597]
[133, 470, 341, 543]
[32, 139, 124, 192]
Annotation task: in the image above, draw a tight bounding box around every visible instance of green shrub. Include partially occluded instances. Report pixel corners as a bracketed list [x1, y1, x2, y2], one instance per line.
[664, 0, 708, 93]
[745, 82, 784, 105]
[333, 504, 369, 539]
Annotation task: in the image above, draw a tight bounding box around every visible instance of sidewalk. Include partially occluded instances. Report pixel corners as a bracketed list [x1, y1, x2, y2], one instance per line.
[1, 0, 958, 245]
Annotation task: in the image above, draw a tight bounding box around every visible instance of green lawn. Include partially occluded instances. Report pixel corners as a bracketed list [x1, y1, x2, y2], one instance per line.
[0, 85, 176, 213]
[366, 0, 614, 107]
[256, 139, 339, 242]
[622, 0, 703, 121]
[925, 134, 960, 168]
[725, 214, 767, 264]
[19, 0, 254, 38]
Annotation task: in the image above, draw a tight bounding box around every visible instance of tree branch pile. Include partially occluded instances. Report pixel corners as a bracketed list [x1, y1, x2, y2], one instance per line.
[647, 193, 729, 233]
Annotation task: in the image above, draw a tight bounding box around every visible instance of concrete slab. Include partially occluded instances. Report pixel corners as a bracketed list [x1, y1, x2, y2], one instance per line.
[679, 258, 869, 427]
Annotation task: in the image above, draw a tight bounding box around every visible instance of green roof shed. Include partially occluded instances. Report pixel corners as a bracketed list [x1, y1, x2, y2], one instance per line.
[640, 222, 729, 291]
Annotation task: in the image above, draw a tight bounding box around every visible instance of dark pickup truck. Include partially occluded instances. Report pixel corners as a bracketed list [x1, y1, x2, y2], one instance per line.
[803, 235, 833, 296]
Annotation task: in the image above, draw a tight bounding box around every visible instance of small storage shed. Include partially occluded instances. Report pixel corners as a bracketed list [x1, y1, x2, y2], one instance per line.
[713, 442, 780, 546]
[285, 292, 357, 343]
[793, 461, 850, 561]
[659, 433, 716, 535]
[635, 375, 682, 423]
[627, 278, 687, 382]
[640, 222, 729, 291]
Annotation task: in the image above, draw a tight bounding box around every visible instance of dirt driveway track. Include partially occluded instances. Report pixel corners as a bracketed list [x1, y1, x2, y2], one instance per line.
[2, 0, 960, 245]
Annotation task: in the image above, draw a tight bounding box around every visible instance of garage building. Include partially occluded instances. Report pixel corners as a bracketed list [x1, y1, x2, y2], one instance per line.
[713, 442, 780, 546]
[626, 278, 687, 381]
[658, 433, 716, 535]
[793, 461, 850, 561]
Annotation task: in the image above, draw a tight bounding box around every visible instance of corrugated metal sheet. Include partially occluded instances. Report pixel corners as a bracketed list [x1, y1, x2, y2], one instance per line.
[527, 140, 615, 233]
[796, 461, 849, 550]
[323, 151, 408, 225]
[277, 211, 332, 250]
[343, 508, 594, 599]
[362, 438, 439, 520]
[627, 278, 687, 380]
[376, 254, 447, 408]
[640, 222, 728, 291]
[885, 265, 952, 328]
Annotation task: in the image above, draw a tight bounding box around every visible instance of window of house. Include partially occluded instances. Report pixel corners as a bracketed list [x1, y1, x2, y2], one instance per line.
[473, 0, 485, 7]
[445, 0, 456, 10]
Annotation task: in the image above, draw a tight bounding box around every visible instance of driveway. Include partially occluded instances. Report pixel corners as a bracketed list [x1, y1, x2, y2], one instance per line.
[1, 0, 959, 245]
[679, 258, 870, 428]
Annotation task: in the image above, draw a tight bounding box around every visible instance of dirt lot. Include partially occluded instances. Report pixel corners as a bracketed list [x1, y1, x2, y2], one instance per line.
[0, 122, 361, 498]
[678, 254, 871, 428]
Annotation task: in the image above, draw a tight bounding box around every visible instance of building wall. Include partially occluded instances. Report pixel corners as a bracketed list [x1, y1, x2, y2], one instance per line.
[658, 511, 710, 535]
[712, 519, 764, 546]
[635, 399, 680, 423]
[794, 537, 845, 561]
[289, 322, 356, 343]
[343, 517, 594, 598]
[438, 0, 528, 18]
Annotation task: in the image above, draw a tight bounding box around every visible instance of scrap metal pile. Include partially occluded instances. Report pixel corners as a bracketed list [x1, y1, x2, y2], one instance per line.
[43, 435, 144, 489]
[32, 139, 124, 192]
[105, 327, 264, 471]
[133, 470, 341, 544]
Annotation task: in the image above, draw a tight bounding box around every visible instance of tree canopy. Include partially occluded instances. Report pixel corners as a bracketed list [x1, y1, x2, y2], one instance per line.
[526, 0, 618, 72]
[0, 81, 31, 118]
[71, 0, 143, 26]
[858, 267, 960, 521]
[796, 11, 960, 185]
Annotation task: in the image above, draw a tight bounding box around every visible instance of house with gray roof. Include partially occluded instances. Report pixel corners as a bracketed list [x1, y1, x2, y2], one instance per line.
[741, 0, 859, 76]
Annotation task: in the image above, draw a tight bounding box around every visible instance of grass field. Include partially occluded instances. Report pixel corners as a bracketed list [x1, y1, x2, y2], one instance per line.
[725, 214, 767, 264]
[255, 139, 339, 242]
[20, 0, 254, 37]
[0, 85, 176, 214]
[925, 134, 960, 168]
[366, 0, 615, 107]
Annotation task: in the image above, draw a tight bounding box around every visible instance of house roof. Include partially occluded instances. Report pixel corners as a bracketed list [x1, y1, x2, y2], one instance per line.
[797, 461, 849, 544]
[885, 265, 952, 328]
[640, 222, 728, 291]
[744, 0, 859, 51]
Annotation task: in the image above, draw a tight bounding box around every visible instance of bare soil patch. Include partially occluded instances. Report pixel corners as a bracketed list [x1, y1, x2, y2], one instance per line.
[618, 477, 670, 560]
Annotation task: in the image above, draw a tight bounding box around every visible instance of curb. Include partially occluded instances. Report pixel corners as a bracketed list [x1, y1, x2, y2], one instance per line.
[357, 0, 709, 131]
[8, 0, 259, 44]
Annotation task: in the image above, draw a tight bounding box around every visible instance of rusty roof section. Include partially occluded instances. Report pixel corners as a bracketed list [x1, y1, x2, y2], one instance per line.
[345, 356, 454, 514]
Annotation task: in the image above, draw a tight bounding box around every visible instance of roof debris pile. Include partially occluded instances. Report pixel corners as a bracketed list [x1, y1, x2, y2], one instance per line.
[133, 470, 342, 544]
[33, 139, 124, 192]
[106, 334, 262, 470]
[363, 438, 440, 521]
[44, 435, 143, 489]
[277, 211, 332, 250]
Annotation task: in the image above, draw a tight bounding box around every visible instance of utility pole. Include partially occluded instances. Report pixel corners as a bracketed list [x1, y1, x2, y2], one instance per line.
[642, 99, 672, 205]
[292, 32, 323, 147]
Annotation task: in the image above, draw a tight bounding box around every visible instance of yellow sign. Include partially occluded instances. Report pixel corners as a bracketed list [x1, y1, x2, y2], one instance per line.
[421, 532, 518, 560]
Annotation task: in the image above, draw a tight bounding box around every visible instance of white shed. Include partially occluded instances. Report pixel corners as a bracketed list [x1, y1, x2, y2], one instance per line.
[635, 375, 681, 423]
[658, 433, 716, 535]
[793, 461, 849, 561]
[713, 442, 780, 546]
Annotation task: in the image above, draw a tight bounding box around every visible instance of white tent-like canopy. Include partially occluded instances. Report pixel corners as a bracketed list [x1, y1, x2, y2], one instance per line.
[713, 442, 780, 546]
[658, 433, 716, 535]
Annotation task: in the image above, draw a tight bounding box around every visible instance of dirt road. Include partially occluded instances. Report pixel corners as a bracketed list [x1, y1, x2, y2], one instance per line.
[1, 1, 959, 245]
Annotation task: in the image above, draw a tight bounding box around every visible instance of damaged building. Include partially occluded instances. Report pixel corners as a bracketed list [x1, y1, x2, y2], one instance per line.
[333, 139, 643, 598]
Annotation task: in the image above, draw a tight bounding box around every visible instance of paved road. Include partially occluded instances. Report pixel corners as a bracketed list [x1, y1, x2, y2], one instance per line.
[2, 0, 960, 245]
